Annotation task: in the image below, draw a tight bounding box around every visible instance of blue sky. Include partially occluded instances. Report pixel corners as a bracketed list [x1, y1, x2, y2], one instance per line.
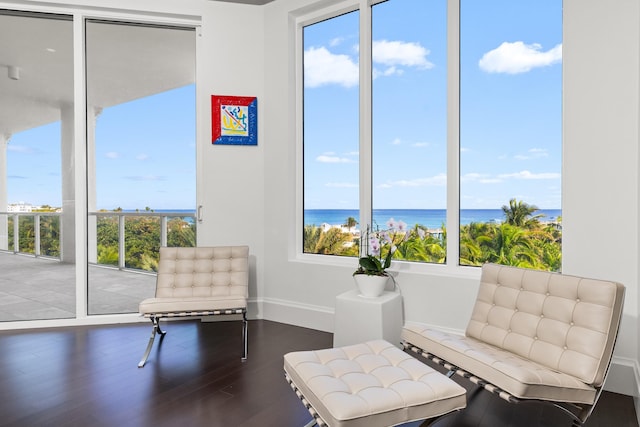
[7, 86, 195, 210]
[7, 0, 561, 212]
[303, 0, 562, 210]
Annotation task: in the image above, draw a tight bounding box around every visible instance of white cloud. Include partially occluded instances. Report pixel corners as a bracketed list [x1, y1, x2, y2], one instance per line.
[136, 153, 150, 161]
[316, 154, 353, 163]
[373, 40, 433, 69]
[124, 175, 166, 181]
[325, 182, 358, 188]
[372, 40, 433, 79]
[105, 151, 120, 159]
[379, 173, 446, 188]
[499, 170, 561, 180]
[329, 37, 344, 47]
[373, 66, 404, 79]
[390, 138, 430, 147]
[461, 173, 502, 184]
[479, 41, 562, 74]
[7, 145, 34, 154]
[515, 148, 549, 160]
[304, 46, 359, 88]
[305, 39, 433, 88]
[463, 170, 560, 183]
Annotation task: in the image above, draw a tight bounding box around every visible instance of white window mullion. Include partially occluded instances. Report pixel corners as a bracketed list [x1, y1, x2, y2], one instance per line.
[446, 0, 460, 270]
[359, 0, 373, 239]
[73, 14, 88, 318]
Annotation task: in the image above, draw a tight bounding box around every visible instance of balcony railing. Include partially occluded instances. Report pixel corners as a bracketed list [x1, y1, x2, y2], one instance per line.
[0, 212, 61, 258]
[0, 211, 196, 271]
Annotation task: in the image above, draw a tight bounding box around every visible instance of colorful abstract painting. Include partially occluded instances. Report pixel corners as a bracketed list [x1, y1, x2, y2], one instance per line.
[211, 95, 258, 145]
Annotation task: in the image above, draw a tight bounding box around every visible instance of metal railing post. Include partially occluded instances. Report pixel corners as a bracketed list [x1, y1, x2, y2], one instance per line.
[161, 215, 168, 247]
[34, 214, 41, 257]
[118, 214, 126, 269]
[13, 213, 19, 253]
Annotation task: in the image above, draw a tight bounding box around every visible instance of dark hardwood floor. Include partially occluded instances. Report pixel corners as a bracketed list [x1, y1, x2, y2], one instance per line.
[0, 320, 636, 427]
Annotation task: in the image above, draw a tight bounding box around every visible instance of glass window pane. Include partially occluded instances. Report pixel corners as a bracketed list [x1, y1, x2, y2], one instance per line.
[303, 11, 360, 257]
[0, 12, 74, 321]
[372, 0, 447, 264]
[86, 21, 196, 314]
[459, 0, 562, 270]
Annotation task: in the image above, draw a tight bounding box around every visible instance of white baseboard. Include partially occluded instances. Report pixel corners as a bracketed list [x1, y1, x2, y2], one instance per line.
[252, 297, 334, 333]
[606, 356, 640, 397]
[607, 356, 640, 427]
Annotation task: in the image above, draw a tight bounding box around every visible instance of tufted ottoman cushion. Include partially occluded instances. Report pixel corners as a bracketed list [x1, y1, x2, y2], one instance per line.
[284, 340, 466, 427]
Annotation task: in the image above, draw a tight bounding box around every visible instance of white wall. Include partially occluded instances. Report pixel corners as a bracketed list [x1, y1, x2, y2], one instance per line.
[193, 2, 266, 317]
[262, 0, 640, 402]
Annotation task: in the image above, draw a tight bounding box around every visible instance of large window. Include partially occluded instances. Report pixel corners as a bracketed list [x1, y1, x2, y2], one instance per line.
[303, 11, 360, 257]
[459, 0, 562, 270]
[0, 11, 75, 321]
[301, 0, 562, 271]
[372, 0, 447, 264]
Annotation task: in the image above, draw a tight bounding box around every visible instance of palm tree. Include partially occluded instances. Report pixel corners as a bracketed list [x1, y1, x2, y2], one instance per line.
[481, 223, 539, 268]
[303, 225, 323, 253]
[344, 216, 358, 232]
[460, 222, 495, 266]
[501, 198, 543, 228]
[315, 227, 351, 255]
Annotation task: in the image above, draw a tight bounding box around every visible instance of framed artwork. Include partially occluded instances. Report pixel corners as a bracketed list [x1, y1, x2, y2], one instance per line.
[211, 95, 258, 145]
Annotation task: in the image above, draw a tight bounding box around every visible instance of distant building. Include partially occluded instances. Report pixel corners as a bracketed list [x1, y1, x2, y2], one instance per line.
[7, 202, 33, 212]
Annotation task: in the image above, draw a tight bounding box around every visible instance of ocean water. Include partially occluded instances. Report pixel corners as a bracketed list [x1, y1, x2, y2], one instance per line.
[304, 209, 562, 230]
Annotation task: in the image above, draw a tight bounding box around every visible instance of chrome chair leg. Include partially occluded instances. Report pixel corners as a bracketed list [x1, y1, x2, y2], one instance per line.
[138, 316, 166, 368]
[241, 311, 248, 362]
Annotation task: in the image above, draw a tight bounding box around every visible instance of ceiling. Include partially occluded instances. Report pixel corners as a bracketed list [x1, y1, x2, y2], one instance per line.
[0, 13, 194, 138]
[211, 0, 275, 4]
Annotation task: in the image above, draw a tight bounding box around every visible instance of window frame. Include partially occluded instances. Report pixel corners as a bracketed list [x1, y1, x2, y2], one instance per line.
[295, 0, 560, 278]
[295, 0, 471, 277]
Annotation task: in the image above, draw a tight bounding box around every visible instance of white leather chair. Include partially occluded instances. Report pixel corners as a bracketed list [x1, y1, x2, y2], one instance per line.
[138, 246, 249, 367]
[402, 263, 625, 426]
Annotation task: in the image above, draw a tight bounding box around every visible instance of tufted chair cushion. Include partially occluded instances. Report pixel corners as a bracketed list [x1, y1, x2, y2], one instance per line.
[139, 246, 249, 315]
[466, 264, 624, 387]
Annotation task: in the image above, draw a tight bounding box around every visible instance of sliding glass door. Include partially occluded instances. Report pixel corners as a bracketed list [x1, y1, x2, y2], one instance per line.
[0, 11, 74, 321]
[85, 20, 196, 315]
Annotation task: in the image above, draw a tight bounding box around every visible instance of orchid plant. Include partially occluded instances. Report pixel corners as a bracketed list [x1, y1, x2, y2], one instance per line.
[353, 218, 408, 276]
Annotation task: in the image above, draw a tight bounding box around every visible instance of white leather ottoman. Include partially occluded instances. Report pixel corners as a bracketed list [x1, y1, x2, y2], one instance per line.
[284, 340, 466, 427]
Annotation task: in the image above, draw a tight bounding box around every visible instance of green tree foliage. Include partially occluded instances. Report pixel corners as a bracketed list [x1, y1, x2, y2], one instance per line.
[124, 216, 161, 269]
[6, 212, 196, 271]
[344, 216, 358, 231]
[39, 216, 60, 257]
[304, 224, 359, 256]
[6, 215, 60, 257]
[461, 200, 561, 271]
[167, 217, 196, 247]
[501, 198, 543, 228]
[94, 214, 197, 271]
[303, 200, 562, 272]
